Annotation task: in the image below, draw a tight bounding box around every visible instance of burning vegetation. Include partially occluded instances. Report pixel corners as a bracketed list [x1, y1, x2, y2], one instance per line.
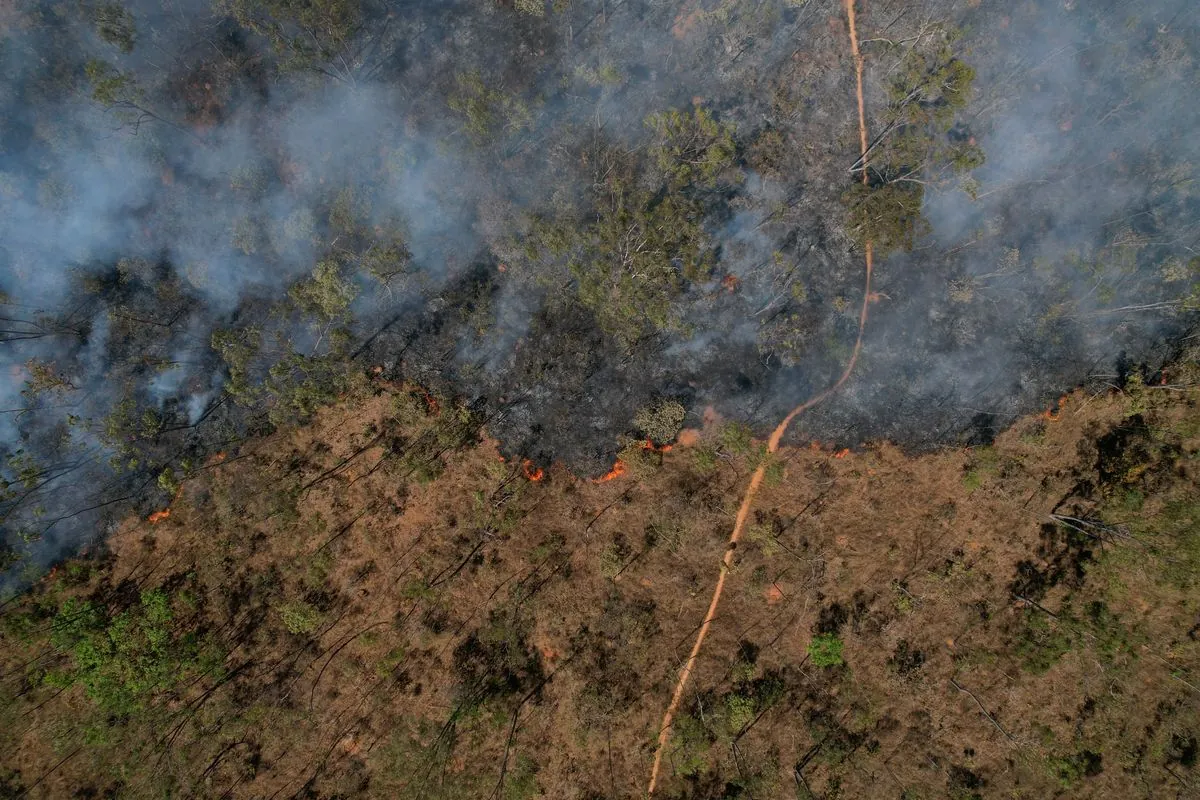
[1, 0, 1197, 579]
[0, 0, 1198, 795]
[1, 349, 1196, 798]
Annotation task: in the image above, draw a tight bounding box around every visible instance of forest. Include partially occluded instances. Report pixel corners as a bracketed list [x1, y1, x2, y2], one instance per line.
[0, 0, 1198, 796]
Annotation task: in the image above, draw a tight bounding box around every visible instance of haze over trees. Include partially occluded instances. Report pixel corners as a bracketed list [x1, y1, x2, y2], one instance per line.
[1, 0, 1196, 575]
[0, 0, 1198, 794]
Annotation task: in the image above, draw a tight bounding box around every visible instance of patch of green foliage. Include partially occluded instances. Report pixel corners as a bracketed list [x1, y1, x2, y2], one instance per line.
[633, 400, 686, 444]
[288, 259, 358, 321]
[519, 107, 739, 348]
[93, 3, 137, 52]
[1046, 750, 1103, 788]
[845, 181, 930, 256]
[448, 71, 534, 141]
[84, 59, 137, 106]
[807, 632, 845, 667]
[690, 444, 719, 475]
[845, 26, 983, 257]
[645, 106, 738, 189]
[503, 754, 540, 799]
[218, 0, 362, 73]
[47, 588, 212, 717]
[278, 599, 322, 634]
[720, 422, 755, 456]
[1014, 611, 1073, 673]
[1014, 600, 1140, 674]
[213, 260, 364, 426]
[570, 181, 714, 348]
[668, 711, 712, 777]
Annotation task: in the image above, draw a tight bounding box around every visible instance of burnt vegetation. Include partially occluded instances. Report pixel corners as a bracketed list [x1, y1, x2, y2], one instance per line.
[1, 0, 1197, 577]
[0, 0, 1198, 796]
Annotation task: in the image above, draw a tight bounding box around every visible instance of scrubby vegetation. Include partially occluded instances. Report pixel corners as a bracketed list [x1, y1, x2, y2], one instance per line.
[1, 0, 1198, 796]
[2, 346, 1197, 797]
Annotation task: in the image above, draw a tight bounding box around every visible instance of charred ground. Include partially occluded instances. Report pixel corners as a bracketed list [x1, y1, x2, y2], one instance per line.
[2, 0, 1199, 574]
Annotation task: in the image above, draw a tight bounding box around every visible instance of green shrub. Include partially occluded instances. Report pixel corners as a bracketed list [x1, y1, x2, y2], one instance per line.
[1014, 612, 1072, 673]
[278, 600, 322, 635]
[1046, 750, 1102, 788]
[48, 589, 208, 716]
[633, 400, 686, 444]
[720, 423, 754, 456]
[807, 633, 845, 667]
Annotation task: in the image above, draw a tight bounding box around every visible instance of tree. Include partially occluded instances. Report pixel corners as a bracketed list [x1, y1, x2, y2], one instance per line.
[571, 183, 713, 348]
[84, 60, 197, 139]
[21, 360, 76, 400]
[217, 0, 364, 81]
[807, 633, 845, 667]
[92, 2, 137, 53]
[448, 71, 534, 142]
[47, 588, 212, 717]
[633, 400, 686, 444]
[645, 106, 738, 189]
[288, 259, 358, 321]
[845, 27, 984, 256]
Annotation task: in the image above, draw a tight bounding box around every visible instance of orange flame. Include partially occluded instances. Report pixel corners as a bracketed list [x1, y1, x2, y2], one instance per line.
[148, 509, 171, 524]
[1041, 393, 1070, 422]
[593, 460, 628, 483]
[641, 439, 673, 453]
[833, 448, 850, 459]
[413, 386, 440, 416]
[522, 459, 545, 482]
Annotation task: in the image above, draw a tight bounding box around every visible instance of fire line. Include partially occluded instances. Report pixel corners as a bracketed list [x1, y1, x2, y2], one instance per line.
[645, 0, 875, 791]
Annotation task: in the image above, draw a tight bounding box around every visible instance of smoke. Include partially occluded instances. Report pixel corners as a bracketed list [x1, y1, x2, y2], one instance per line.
[1, 0, 1197, 584]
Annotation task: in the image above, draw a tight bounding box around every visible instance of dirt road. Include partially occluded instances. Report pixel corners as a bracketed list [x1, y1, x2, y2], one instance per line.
[645, 0, 875, 791]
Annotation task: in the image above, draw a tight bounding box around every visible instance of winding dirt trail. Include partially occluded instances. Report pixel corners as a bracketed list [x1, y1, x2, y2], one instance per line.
[645, 0, 874, 792]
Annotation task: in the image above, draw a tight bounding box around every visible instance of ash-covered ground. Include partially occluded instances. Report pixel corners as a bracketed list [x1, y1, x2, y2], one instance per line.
[1, 0, 1197, 576]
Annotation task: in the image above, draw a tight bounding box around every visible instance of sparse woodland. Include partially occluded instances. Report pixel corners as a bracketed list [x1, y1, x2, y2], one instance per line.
[2, 345, 1198, 798]
[0, 0, 1198, 796]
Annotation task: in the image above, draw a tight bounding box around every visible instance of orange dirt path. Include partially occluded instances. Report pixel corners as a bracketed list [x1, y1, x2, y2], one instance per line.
[645, 0, 874, 792]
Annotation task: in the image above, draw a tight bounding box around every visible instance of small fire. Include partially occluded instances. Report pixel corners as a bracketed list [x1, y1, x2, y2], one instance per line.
[414, 386, 440, 416]
[721, 274, 739, 293]
[1041, 393, 1070, 422]
[148, 509, 171, 524]
[641, 439, 673, 453]
[593, 460, 628, 483]
[522, 459, 545, 482]
[833, 448, 850, 459]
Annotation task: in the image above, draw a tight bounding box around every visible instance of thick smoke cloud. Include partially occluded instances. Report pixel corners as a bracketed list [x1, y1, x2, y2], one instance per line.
[1, 0, 1196, 585]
